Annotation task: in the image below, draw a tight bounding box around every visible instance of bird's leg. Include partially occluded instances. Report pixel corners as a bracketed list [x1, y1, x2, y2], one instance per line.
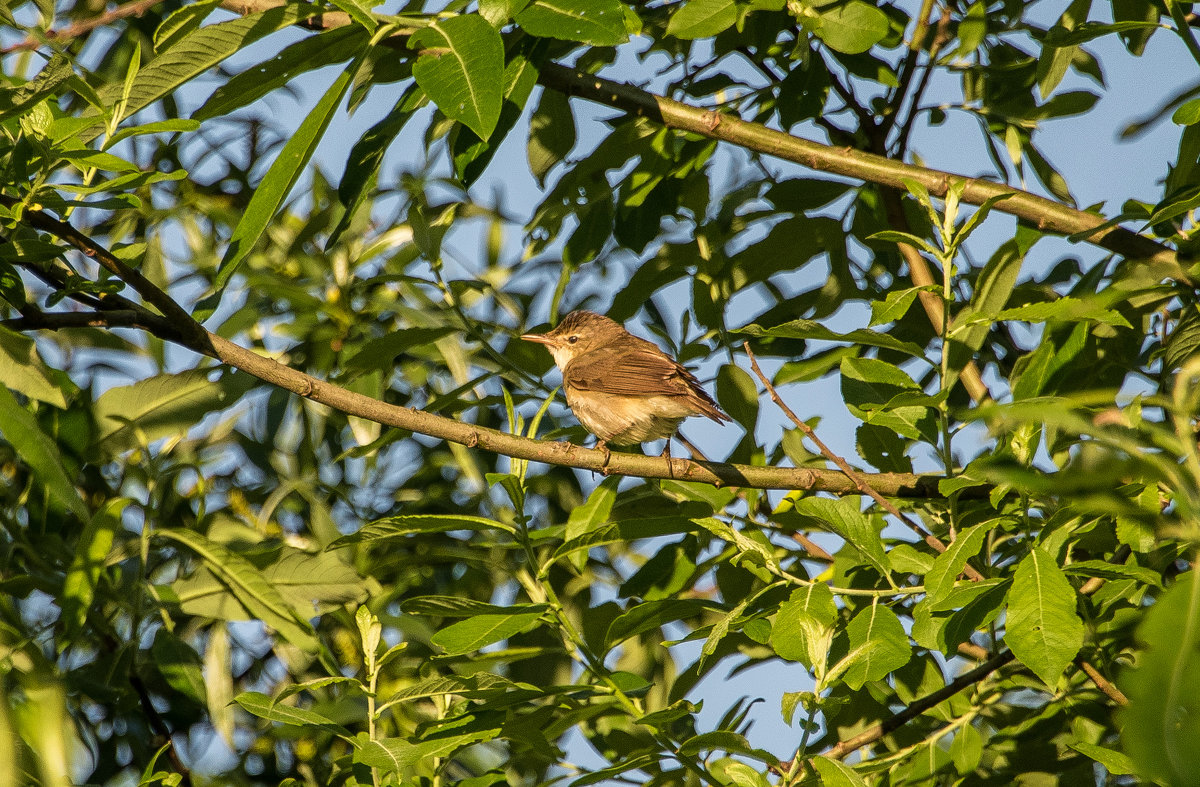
[595, 439, 612, 474]
[661, 440, 674, 480]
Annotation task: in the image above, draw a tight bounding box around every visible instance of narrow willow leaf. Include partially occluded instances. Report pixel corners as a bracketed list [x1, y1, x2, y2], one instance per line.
[328, 514, 517, 549]
[234, 691, 348, 732]
[1005, 548, 1083, 686]
[430, 612, 543, 655]
[925, 521, 998, 604]
[736, 318, 927, 359]
[158, 529, 319, 652]
[212, 59, 360, 297]
[0, 385, 88, 520]
[60, 499, 126, 639]
[84, 4, 323, 142]
[0, 53, 73, 123]
[516, 0, 629, 45]
[0, 326, 72, 407]
[409, 15, 504, 140]
[192, 25, 366, 122]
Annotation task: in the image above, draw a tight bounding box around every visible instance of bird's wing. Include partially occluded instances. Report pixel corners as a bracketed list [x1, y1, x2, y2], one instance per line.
[564, 345, 691, 397]
[564, 346, 730, 423]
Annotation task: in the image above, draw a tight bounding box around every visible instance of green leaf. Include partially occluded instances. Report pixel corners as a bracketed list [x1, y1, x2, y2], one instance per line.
[158, 530, 320, 652]
[379, 673, 530, 710]
[1069, 742, 1136, 775]
[840, 356, 937, 442]
[570, 754, 661, 787]
[60, 499, 126, 639]
[771, 590, 836, 668]
[605, 598, 714, 648]
[212, 58, 361, 299]
[676, 730, 776, 762]
[1121, 569, 1200, 784]
[0, 53, 74, 123]
[352, 730, 501, 773]
[0, 326, 71, 407]
[151, 630, 207, 705]
[841, 603, 910, 689]
[329, 86, 423, 248]
[737, 318, 927, 358]
[90, 368, 256, 458]
[402, 596, 550, 617]
[667, 0, 737, 39]
[329, 514, 517, 548]
[516, 0, 629, 46]
[528, 85, 576, 186]
[791, 497, 891, 579]
[84, 4, 324, 141]
[327, 0, 378, 30]
[1005, 548, 1083, 686]
[810, 755, 868, 786]
[1173, 97, 1200, 126]
[813, 1, 889, 54]
[192, 25, 367, 122]
[924, 521, 998, 604]
[234, 691, 349, 732]
[0, 384, 88, 520]
[431, 612, 544, 655]
[410, 15, 504, 140]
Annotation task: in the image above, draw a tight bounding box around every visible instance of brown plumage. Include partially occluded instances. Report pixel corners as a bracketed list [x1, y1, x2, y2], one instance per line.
[521, 311, 730, 449]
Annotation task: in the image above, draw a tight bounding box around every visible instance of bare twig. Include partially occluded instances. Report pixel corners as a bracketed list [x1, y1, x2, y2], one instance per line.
[3, 0, 166, 54]
[894, 8, 954, 158]
[743, 342, 986, 581]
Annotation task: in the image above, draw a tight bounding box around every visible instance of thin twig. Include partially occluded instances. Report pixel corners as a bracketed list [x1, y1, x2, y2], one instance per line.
[827, 650, 1015, 761]
[895, 8, 954, 159]
[743, 342, 986, 581]
[3, 0, 166, 54]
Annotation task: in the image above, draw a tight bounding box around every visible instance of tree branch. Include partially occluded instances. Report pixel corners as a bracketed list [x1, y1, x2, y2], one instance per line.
[205, 0, 1181, 276]
[2, 0, 166, 54]
[8, 206, 965, 498]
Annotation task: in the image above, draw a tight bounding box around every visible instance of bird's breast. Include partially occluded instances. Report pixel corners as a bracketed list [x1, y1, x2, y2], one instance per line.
[565, 389, 694, 444]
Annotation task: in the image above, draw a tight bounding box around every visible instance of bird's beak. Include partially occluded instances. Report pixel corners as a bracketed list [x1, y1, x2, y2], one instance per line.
[521, 333, 553, 345]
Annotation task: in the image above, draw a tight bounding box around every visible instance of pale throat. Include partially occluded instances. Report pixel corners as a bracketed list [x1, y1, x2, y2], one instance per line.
[548, 345, 576, 370]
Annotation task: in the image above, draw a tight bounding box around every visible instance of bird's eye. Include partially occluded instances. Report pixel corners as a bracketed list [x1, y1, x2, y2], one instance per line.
[568, 335, 578, 344]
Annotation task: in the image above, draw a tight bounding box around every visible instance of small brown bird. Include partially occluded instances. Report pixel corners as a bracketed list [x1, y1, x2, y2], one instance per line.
[521, 311, 730, 456]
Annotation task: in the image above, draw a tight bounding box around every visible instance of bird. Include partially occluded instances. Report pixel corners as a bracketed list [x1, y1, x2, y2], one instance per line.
[521, 310, 730, 462]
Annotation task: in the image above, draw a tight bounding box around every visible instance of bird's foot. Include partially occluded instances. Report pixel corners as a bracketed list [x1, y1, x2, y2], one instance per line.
[596, 440, 612, 474]
[660, 441, 674, 480]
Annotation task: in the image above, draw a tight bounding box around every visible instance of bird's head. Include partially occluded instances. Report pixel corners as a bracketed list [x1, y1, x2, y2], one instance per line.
[521, 310, 626, 369]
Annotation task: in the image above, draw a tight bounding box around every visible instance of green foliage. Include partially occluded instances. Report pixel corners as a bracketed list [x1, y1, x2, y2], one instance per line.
[1, 0, 1198, 784]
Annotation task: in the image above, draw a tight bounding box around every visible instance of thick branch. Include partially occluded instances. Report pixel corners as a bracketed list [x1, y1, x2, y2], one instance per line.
[205, 0, 1180, 275]
[537, 66, 1182, 277]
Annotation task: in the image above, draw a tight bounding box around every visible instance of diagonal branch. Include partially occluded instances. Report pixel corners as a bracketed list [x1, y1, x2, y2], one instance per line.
[743, 343, 986, 581]
[205, 0, 1180, 278]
